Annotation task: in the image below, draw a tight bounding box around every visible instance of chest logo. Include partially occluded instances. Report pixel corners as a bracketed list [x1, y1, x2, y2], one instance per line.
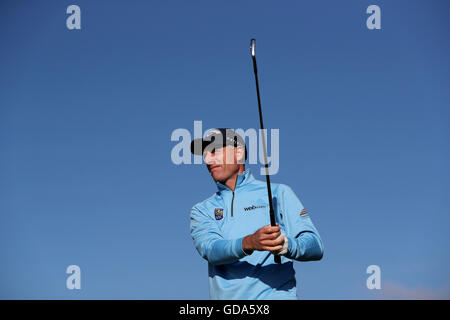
[244, 205, 266, 212]
[214, 208, 224, 220]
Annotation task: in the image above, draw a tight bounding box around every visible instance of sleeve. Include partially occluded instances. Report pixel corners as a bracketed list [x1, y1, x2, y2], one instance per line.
[279, 185, 324, 261]
[190, 205, 249, 265]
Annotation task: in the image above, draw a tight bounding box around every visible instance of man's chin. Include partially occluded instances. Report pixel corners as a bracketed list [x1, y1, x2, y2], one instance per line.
[210, 172, 224, 182]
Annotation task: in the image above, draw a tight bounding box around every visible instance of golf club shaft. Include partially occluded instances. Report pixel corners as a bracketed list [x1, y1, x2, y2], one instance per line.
[250, 39, 281, 264]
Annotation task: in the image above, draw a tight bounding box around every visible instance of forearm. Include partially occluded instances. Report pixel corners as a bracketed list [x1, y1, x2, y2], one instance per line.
[205, 237, 249, 265]
[285, 232, 323, 261]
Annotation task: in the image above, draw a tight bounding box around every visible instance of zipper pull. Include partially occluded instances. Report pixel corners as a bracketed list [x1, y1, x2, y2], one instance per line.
[231, 191, 235, 217]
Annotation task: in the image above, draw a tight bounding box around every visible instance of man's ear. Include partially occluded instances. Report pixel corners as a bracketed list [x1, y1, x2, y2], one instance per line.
[236, 146, 245, 164]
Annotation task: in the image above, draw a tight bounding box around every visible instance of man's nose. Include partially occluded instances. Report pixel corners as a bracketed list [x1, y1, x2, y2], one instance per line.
[204, 152, 214, 164]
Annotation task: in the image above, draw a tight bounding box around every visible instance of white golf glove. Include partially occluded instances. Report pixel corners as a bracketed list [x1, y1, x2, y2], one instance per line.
[273, 232, 288, 256]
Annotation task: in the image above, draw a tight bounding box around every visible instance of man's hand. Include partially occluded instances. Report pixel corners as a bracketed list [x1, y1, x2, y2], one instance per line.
[272, 233, 288, 256]
[242, 223, 285, 255]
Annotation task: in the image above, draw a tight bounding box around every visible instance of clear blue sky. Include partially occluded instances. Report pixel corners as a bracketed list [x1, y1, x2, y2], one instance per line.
[1, 0, 449, 299]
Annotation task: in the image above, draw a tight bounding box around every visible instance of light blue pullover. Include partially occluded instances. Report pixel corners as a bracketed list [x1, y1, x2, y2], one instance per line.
[190, 169, 324, 299]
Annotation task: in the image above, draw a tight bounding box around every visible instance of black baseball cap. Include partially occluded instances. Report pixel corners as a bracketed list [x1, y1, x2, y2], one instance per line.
[190, 128, 247, 160]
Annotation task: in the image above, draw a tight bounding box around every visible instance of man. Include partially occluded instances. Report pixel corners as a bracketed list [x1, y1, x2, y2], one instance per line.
[190, 128, 323, 299]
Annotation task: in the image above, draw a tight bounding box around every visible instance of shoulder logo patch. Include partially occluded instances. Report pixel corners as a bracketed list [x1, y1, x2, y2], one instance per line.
[214, 208, 224, 220]
[300, 209, 308, 217]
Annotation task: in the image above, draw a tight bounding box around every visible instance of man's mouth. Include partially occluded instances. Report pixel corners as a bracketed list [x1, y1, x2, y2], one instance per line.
[209, 165, 221, 172]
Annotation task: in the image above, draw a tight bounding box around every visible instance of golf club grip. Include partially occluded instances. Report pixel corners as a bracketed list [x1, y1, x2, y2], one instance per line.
[269, 207, 281, 264]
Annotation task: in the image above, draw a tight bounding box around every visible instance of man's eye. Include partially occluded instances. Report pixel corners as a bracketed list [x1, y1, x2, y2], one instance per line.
[203, 148, 215, 158]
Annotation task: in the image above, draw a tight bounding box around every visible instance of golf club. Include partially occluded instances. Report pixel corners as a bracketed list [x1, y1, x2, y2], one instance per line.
[250, 39, 281, 264]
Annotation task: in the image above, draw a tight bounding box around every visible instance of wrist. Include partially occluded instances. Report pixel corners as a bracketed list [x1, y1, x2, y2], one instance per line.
[242, 235, 254, 255]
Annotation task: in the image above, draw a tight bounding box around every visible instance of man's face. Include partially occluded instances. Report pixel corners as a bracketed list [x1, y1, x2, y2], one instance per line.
[203, 145, 243, 182]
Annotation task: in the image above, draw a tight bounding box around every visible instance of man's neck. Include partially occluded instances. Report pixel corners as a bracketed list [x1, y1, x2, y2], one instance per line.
[223, 166, 245, 191]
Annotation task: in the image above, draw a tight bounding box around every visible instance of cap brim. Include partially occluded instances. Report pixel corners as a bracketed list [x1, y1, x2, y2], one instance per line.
[190, 139, 248, 163]
[190, 139, 225, 156]
[190, 138, 206, 155]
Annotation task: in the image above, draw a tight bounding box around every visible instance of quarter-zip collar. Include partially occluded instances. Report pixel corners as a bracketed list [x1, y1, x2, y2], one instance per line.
[215, 168, 254, 193]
